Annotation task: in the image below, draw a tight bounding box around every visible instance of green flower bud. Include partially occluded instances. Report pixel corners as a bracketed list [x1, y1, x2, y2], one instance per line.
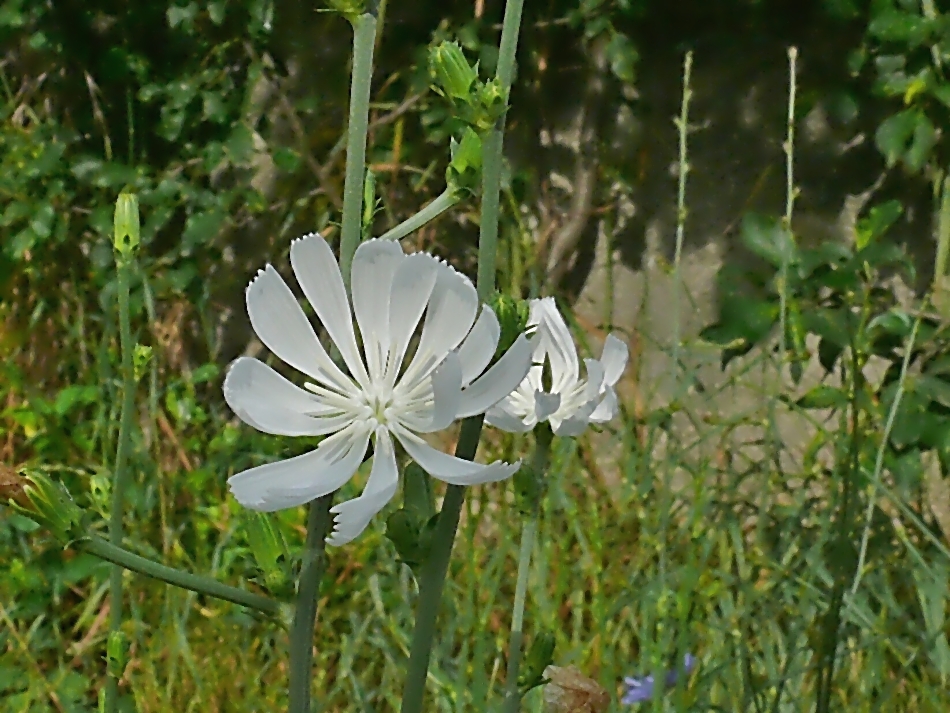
[12, 470, 86, 545]
[106, 630, 131, 680]
[325, 0, 366, 21]
[487, 292, 531, 359]
[429, 41, 479, 102]
[446, 128, 483, 197]
[244, 511, 293, 597]
[133, 344, 153, 382]
[520, 630, 556, 693]
[113, 191, 141, 259]
[475, 78, 508, 131]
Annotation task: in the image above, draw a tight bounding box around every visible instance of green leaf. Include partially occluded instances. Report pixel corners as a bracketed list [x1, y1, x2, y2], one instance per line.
[795, 385, 850, 410]
[740, 213, 796, 268]
[875, 110, 917, 167]
[54, 385, 100, 417]
[868, 10, 934, 48]
[208, 1, 226, 24]
[918, 375, 950, 410]
[856, 200, 902, 249]
[167, 3, 198, 29]
[606, 32, 638, 84]
[225, 124, 256, 166]
[181, 210, 226, 252]
[905, 113, 938, 172]
[273, 147, 302, 173]
[30, 202, 55, 240]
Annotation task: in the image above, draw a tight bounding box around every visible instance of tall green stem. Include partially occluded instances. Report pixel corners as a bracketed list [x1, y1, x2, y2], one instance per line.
[476, 0, 525, 299]
[287, 11, 378, 713]
[105, 256, 136, 712]
[502, 427, 552, 713]
[288, 495, 335, 713]
[399, 417, 483, 712]
[338, 12, 378, 284]
[83, 536, 279, 615]
[399, 4, 525, 711]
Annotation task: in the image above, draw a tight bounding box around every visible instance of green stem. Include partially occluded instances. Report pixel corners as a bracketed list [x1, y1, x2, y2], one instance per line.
[502, 427, 552, 713]
[338, 12, 378, 286]
[399, 417, 483, 713]
[83, 535, 279, 615]
[501, 514, 537, 713]
[379, 190, 459, 242]
[287, 11, 379, 713]
[476, 0, 525, 300]
[105, 256, 136, 712]
[288, 495, 335, 713]
[400, 3, 525, 709]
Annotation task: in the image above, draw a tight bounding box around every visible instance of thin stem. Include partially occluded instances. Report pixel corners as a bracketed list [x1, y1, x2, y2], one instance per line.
[83, 535, 279, 615]
[502, 427, 552, 713]
[501, 515, 537, 713]
[288, 495, 335, 713]
[379, 189, 459, 242]
[476, 0, 526, 300]
[399, 417, 483, 713]
[105, 256, 136, 712]
[338, 12, 378, 286]
[779, 47, 798, 362]
[671, 51, 692, 382]
[287, 11, 379, 713]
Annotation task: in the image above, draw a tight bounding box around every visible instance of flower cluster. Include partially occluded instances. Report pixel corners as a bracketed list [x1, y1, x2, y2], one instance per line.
[224, 234, 628, 545]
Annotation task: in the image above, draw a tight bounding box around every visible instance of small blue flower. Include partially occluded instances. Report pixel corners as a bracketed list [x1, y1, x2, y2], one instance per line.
[622, 654, 696, 704]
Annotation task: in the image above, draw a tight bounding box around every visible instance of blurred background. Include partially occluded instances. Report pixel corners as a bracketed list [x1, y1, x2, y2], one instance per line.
[2, 0, 950, 710]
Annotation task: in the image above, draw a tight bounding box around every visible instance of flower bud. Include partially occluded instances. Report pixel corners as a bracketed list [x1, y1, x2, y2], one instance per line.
[429, 41, 479, 102]
[106, 630, 131, 679]
[475, 77, 508, 131]
[133, 344, 153, 382]
[487, 293, 531, 359]
[243, 511, 294, 597]
[13, 470, 86, 545]
[113, 191, 141, 259]
[446, 128, 483, 197]
[325, 0, 366, 21]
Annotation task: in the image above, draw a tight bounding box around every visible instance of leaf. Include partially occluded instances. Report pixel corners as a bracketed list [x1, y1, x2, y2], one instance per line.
[875, 110, 917, 167]
[856, 200, 902, 250]
[208, 1, 226, 24]
[181, 210, 226, 252]
[868, 10, 934, 48]
[740, 213, 796, 268]
[918, 375, 950, 410]
[606, 32, 638, 84]
[795, 385, 850, 410]
[30, 202, 55, 240]
[167, 3, 198, 29]
[905, 113, 938, 172]
[225, 124, 256, 166]
[54, 385, 100, 417]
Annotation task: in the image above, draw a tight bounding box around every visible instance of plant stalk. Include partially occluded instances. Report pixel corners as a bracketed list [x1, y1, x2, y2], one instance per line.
[105, 256, 136, 712]
[379, 189, 459, 242]
[83, 535, 279, 615]
[287, 10, 379, 713]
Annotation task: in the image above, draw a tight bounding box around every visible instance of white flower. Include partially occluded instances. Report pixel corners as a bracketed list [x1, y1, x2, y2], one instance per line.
[485, 297, 628, 436]
[224, 233, 532, 546]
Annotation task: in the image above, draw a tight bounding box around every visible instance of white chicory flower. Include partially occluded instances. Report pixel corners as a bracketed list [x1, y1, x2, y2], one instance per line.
[486, 297, 628, 436]
[224, 233, 532, 545]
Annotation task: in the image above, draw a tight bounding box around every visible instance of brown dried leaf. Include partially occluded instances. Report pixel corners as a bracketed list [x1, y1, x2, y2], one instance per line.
[0, 462, 29, 507]
[543, 665, 610, 713]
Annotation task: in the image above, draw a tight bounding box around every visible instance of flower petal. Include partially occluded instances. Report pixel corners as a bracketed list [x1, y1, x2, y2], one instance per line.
[384, 253, 439, 386]
[600, 333, 629, 387]
[589, 387, 619, 422]
[532, 298, 579, 392]
[228, 423, 370, 511]
[326, 428, 399, 546]
[245, 265, 355, 395]
[485, 402, 535, 433]
[456, 333, 533, 418]
[418, 351, 462, 433]
[455, 306, 500, 386]
[224, 357, 354, 436]
[533, 390, 561, 421]
[394, 427, 520, 485]
[350, 239, 405, 381]
[402, 260, 478, 385]
[290, 233, 370, 389]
